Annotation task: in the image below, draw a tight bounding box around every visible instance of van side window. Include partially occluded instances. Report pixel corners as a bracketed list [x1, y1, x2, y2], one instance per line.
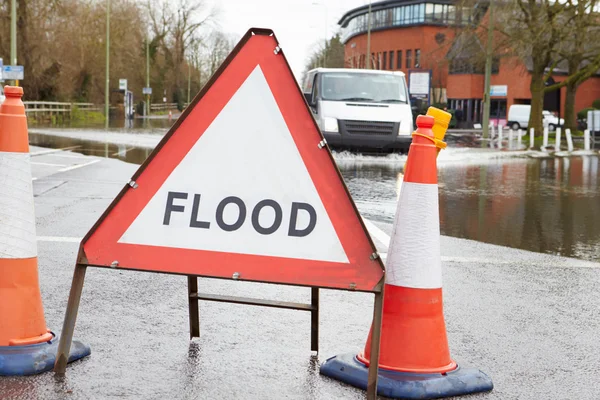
[312, 74, 320, 101]
[304, 71, 316, 93]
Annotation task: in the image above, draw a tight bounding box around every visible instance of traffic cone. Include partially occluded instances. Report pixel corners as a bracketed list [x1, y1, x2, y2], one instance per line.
[0, 86, 91, 375]
[320, 115, 493, 399]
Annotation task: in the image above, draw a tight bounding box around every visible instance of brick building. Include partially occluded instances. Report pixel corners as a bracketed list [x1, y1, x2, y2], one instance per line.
[338, 0, 600, 127]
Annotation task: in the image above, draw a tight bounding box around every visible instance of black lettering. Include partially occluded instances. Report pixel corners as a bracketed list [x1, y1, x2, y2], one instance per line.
[216, 196, 246, 232]
[288, 202, 317, 237]
[163, 192, 188, 225]
[251, 199, 283, 235]
[190, 194, 210, 229]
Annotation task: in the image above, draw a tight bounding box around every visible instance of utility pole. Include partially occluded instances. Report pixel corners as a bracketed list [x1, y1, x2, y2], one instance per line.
[11, 0, 17, 86]
[146, 37, 150, 116]
[482, 0, 495, 141]
[366, 0, 372, 69]
[187, 59, 191, 105]
[105, 0, 111, 129]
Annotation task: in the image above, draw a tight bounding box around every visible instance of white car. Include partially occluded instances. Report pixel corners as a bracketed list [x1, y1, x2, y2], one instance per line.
[0, 86, 4, 104]
[508, 104, 564, 131]
[542, 110, 564, 131]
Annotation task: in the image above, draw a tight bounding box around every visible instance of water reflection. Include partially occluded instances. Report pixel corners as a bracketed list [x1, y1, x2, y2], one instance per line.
[339, 156, 600, 263]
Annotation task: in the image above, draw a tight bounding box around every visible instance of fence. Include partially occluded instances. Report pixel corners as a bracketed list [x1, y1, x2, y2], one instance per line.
[23, 101, 102, 123]
[150, 102, 179, 112]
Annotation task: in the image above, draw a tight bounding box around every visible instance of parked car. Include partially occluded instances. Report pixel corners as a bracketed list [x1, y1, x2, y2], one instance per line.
[507, 104, 564, 131]
[542, 110, 564, 131]
[0, 86, 4, 104]
[302, 68, 413, 153]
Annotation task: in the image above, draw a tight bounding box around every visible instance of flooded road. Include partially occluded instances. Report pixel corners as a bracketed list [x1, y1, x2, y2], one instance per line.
[28, 128, 600, 262]
[341, 157, 600, 262]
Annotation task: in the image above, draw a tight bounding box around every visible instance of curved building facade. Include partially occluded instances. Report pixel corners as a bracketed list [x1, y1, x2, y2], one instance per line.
[338, 0, 600, 128]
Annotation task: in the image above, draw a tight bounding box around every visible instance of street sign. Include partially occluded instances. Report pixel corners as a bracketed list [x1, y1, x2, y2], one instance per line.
[2, 65, 24, 80]
[143, 87, 152, 95]
[0, 58, 3, 81]
[55, 32, 386, 399]
[80, 29, 383, 291]
[408, 70, 431, 96]
[119, 79, 127, 91]
[490, 85, 507, 97]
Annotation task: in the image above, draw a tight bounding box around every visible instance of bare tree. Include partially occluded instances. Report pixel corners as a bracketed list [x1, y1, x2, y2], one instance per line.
[558, 0, 600, 130]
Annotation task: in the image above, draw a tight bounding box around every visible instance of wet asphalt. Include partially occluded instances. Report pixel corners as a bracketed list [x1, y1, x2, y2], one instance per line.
[1, 146, 599, 400]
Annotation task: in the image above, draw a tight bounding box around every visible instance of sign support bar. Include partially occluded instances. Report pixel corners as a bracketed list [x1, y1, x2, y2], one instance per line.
[54, 263, 88, 374]
[188, 276, 200, 339]
[366, 282, 384, 400]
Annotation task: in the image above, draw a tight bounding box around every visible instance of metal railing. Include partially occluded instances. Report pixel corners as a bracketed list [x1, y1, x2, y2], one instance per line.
[150, 102, 179, 112]
[23, 101, 104, 121]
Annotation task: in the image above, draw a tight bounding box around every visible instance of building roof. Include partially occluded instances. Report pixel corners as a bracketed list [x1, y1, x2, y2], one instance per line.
[338, 0, 454, 26]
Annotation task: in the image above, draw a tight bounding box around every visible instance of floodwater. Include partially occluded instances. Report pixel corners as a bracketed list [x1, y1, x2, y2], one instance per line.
[28, 126, 600, 262]
[341, 157, 600, 263]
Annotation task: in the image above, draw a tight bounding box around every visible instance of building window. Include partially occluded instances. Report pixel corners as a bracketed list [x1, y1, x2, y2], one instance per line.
[406, 50, 412, 69]
[389, 51, 395, 69]
[397, 50, 402, 69]
[383, 51, 387, 70]
[415, 49, 421, 68]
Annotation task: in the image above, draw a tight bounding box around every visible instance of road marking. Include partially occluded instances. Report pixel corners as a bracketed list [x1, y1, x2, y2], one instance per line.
[46, 153, 90, 159]
[362, 217, 390, 246]
[37, 236, 81, 243]
[30, 146, 81, 156]
[58, 159, 101, 173]
[31, 161, 68, 167]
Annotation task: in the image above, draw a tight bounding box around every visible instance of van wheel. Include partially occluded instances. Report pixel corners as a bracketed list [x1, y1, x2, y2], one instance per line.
[511, 123, 520, 130]
[549, 124, 556, 131]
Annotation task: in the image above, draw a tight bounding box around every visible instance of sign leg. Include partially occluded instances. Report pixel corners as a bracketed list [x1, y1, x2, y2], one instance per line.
[367, 288, 384, 400]
[310, 287, 319, 353]
[54, 264, 88, 374]
[187, 276, 200, 339]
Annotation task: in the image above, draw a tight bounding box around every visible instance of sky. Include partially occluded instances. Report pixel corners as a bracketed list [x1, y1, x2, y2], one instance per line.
[208, 0, 372, 80]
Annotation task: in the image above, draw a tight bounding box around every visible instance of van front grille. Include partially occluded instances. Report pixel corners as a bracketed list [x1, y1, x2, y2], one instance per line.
[340, 120, 396, 136]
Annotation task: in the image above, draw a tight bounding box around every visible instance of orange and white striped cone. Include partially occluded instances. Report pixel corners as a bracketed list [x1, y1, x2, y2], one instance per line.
[320, 115, 493, 399]
[0, 86, 91, 375]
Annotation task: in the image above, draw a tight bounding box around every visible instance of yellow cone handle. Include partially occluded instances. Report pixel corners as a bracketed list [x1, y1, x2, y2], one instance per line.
[426, 106, 451, 156]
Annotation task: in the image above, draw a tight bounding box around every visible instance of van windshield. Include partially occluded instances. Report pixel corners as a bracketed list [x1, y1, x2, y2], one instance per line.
[320, 72, 408, 103]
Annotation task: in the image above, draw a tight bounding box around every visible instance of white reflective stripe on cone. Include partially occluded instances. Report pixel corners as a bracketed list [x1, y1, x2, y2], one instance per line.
[0, 152, 38, 258]
[386, 182, 442, 289]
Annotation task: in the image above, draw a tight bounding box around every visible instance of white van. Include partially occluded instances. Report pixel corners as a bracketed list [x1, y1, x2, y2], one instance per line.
[302, 68, 413, 153]
[507, 104, 564, 131]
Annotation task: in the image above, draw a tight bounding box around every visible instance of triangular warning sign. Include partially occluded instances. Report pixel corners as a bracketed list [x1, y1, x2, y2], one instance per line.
[81, 28, 384, 291]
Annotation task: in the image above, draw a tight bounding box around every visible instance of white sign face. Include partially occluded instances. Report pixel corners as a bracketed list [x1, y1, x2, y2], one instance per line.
[490, 85, 507, 97]
[143, 87, 152, 95]
[0, 58, 3, 81]
[3, 65, 24, 80]
[119, 79, 127, 91]
[409, 72, 430, 95]
[119, 66, 349, 263]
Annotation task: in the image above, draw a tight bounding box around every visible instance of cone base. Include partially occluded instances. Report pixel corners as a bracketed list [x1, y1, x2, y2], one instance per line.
[320, 352, 493, 399]
[0, 334, 91, 376]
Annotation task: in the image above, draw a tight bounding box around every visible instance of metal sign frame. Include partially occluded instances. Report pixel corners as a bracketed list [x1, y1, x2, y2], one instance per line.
[53, 28, 385, 400]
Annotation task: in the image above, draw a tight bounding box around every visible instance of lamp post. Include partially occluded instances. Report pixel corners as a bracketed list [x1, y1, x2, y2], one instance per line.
[366, 0, 372, 69]
[146, 36, 150, 116]
[482, 0, 495, 141]
[10, 0, 17, 85]
[105, 0, 111, 129]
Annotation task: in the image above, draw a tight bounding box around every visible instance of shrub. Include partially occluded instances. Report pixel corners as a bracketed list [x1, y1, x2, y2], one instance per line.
[577, 107, 596, 120]
[592, 99, 600, 109]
